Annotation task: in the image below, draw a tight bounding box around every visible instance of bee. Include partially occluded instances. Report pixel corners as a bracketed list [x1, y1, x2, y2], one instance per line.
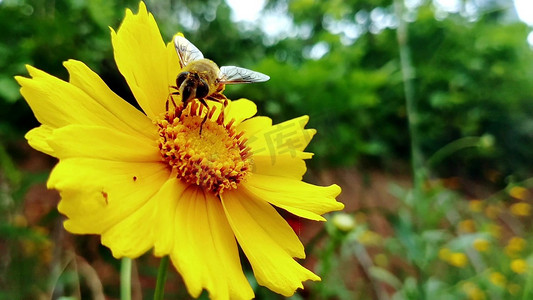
[168, 35, 270, 120]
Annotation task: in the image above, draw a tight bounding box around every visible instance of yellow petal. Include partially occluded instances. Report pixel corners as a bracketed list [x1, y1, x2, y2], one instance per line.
[246, 115, 316, 159]
[224, 99, 257, 125]
[63, 59, 157, 140]
[170, 186, 254, 300]
[101, 191, 157, 258]
[243, 174, 343, 221]
[16, 66, 151, 134]
[152, 178, 187, 256]
[111, 2, 175, 119]
[165, 40, 181, 91]
[46, 124, 160, 161]
[50, 158, 169, 234]
[201, 98, 256, 127]
[237, 116, 273, 137]
[251, 153, 307, 180]
[224, 189, 305, 258]
[222, 191, 320, 297]
[100, 177, 186, 258]
[25, 125, 54, 156]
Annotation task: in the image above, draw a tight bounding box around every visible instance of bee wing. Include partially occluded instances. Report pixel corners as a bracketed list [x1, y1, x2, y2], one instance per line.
[218, 66, 270, 84]
[174, 35, 204, 68]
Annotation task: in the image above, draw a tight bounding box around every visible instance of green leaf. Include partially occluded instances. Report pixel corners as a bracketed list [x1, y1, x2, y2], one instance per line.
[369, 266, 402, 289]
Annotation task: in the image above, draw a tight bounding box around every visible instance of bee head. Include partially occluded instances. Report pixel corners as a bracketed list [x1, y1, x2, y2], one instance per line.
[177, 72, 210, 103]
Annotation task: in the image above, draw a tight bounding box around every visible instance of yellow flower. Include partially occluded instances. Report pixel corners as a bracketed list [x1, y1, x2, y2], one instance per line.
[15, 2, 344, 299]
[439, 248, 468, 267]
[472, 238, 489, 252]
[484, 204, 501, 219]
[505, 237, 526, 257]
[510, 202, 532, 217]
[510, 259, 528, 274]
[438, 247, 452, 261]
[509, 186, 529, 200]
[374, 253, 389, 267]
[461, 282, 486, 300]
[489, 272, 506, 287]
[448, 252, 468, 268]
[332, 212, 355, 232]
[12, 214, 28, 227]
[458, 219, 476, 233]
[357, 230, 382, 246]
[468, 200, 483, 213]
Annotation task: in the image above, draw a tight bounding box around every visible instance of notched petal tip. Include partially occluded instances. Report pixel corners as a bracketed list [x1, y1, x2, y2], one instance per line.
[24, 65, 46, 78]
[111, 0, 169, 119]
[329, 183, 342, 197]
[62, 59, 83, 70]
[14, 75, 28, 86]
[138, 1, 148, 13]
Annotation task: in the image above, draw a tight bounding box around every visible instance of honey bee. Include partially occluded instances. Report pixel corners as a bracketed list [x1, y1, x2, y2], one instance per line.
[168, 35, 270, 117]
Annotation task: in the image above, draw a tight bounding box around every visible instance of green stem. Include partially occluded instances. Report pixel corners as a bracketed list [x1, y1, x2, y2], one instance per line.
[154, 256, 170, 300]
[394, 0, 425, 190]
[120, 258, 132, 300]
[393, 1, 427, 299]
[426, 136, 482, 167]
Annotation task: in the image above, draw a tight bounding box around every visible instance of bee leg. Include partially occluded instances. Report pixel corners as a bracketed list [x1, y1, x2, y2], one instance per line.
[166, 94, 178, 112]
[198, 98, 209, 136]
[166, 86, 179, 112]
[177, 100, 187, 119]
[206, 93, 229, 114]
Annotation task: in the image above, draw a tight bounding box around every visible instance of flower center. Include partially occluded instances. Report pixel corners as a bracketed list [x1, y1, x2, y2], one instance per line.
[156, 101, 252, 195]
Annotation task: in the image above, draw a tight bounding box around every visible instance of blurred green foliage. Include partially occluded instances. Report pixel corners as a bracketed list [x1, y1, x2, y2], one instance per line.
[2, 0, 533, 181]
[321, 179, 533, 299]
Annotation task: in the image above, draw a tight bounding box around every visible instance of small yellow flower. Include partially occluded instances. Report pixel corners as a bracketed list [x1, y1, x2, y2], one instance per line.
[484, 204, 501, 219]
[458, 219, 476, 233]
[439, 248, 452, 261]
[505, 237, 526, 256]
[332, 212, 355, 232]
[510, 259, 528, 274]
[374, 253, 389, 267]
[462, 282, 486, 300]
[468, 288, 486, 300]
[439, 248, 468, 268]
[447, 252, 468, 268]
[12, 214, 28, 227]
[510, 202, 532, 217]
[358, 230, 382, 246]
[15, 2, 344, 299]
[472, 238, 489, 252]
[509, 186, 529, 200]
[468, 200, 483, 213]
[489, 272, 506, 287]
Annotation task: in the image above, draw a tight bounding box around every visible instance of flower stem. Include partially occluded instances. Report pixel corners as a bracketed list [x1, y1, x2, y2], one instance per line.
[393, 0, 426, 189]
[120, 258, 132, 300]
[154, 256, 170, 300]
[393, 1, 427, 299]
[426, 136, 483, 167]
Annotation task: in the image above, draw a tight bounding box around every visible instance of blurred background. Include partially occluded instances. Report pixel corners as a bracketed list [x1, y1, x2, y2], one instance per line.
[2, 0, 533, 299]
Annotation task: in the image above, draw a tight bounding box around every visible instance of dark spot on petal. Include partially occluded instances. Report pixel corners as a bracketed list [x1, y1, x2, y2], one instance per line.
[133, 176, 137, 182]
[101, 191, 108, 204]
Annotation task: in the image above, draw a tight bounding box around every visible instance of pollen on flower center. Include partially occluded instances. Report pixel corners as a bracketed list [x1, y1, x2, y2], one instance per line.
[156, 101, 252, 195]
